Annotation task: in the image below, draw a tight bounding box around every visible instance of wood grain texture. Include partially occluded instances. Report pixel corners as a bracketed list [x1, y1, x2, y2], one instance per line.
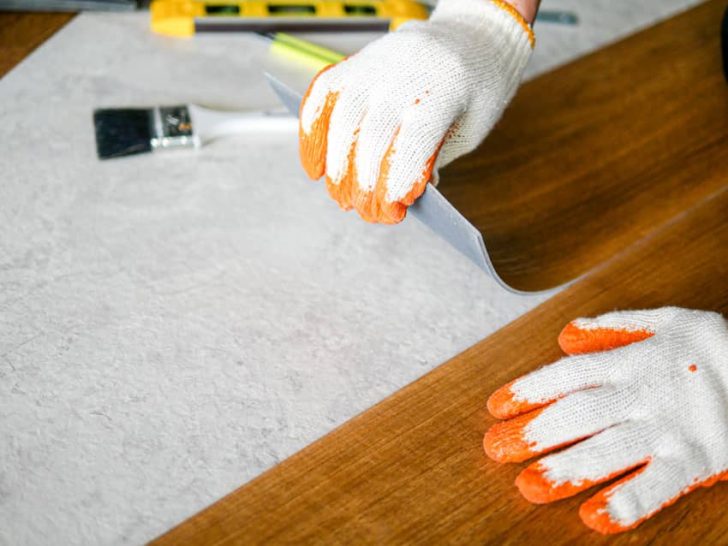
[154, 2, 728, 543]
[0, 12, 74, 79]
[439, 0, 728, 292]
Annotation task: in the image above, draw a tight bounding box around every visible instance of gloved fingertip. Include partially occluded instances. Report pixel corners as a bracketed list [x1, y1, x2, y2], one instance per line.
[347, 175, 407, 224]
[557, 322, 588, 355]
[482, 410, 541, 463]
[487, 382, 517, 419]
[299, 90, 339, 180]
[558, 321, 653, 355]
[325, 135, 360, 211]
[579, 494, 628, 535]
[375, 182, 407, 225]
[517, 462, 610, 504]
[487, 381, 541, 419]
[515, 463, 561, 504]
[387, 157, 433, 208]
[579, 466, 651, 535]
[378, 201, 407, 224]
[350, 187, 400, 224]
[325, 176, 354, 211]
[299, 133, 326, 180]
[358, 125, 433, 225]
[482, 428, 510, 462]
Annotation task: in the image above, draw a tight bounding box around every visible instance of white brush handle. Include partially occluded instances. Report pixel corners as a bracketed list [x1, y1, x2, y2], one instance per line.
[188, 104, 298, 144]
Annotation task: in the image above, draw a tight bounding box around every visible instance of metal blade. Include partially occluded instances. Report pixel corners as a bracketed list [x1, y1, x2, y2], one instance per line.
[265, 72, 535, 294]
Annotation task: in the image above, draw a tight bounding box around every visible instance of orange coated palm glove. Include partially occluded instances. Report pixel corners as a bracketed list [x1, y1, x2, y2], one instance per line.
[298, 0, 534, 224]
[483, 307, 728, 534]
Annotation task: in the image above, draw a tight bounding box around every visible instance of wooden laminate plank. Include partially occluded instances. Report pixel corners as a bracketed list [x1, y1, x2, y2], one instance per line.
[439, 0, 727, 291]
[154, 186, 728, 545]
[0, 12, 74, 78]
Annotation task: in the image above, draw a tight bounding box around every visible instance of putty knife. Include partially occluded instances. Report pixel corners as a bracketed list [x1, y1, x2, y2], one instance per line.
[265, 72, 527, 293]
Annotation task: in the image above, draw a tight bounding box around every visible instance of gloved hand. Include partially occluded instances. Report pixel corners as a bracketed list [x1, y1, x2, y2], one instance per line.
[299, 0, 534, 224]
[483, 307, 728, 534]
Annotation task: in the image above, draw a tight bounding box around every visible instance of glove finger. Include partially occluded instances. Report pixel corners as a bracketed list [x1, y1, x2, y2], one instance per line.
[299, 63, 344, 180]
[487, 352, 616, 420]
[579, 458, 716, 534]
[353, 99, 404, 191]
[345, 99, 402, 220]
[323, 85, 368, 211]
[515, 422, 651, 503]
[557, 308, 677, 355]
[484, 386, 627, 463]
[354, 100, 458, 224]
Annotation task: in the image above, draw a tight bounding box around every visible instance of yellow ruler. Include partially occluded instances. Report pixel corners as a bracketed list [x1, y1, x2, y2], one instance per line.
[151, 0, 429, 37]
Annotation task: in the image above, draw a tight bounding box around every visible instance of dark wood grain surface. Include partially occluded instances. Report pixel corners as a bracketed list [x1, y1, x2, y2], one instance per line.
[440, 0, 727, 291]
[153, 1, 728, 543]
[0, 12, 74, 78]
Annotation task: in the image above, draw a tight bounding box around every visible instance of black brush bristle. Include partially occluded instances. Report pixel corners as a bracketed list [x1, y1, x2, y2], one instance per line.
[93, 108, 154, 160]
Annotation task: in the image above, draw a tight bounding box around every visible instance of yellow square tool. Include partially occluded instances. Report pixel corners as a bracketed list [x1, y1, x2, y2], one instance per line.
[151, 0, 429, 36]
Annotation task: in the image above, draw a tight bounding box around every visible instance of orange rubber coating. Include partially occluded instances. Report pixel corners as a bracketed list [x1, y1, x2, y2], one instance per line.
[299, 64, 339, 180]
[324, 129, 359, 212]
[366, 129, 442, 224]
[558, 322, 654, 355]
[579, 466, 650, 534]
[487, 380, 547, 420]
[483, 408, 543, 463]
[516, 462, 598, 504]
[516, 461, 648, 504]
[579, 468, 728, 534]
[360, 127, 407, 224]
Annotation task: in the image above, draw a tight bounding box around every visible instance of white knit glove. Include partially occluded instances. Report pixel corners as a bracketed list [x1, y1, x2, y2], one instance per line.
[299, 0, 534, 224]
[483, 307, 728, 534]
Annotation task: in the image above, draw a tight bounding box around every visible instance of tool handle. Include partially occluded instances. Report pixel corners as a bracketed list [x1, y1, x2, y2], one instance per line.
[189, 105, 298, 142]
[268, 32, 345, 71]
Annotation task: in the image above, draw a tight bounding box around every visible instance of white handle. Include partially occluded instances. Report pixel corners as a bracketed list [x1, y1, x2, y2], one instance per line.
[188, 104, 298, 143]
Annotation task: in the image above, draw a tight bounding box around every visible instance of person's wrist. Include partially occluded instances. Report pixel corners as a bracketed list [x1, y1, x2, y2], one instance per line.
[504, 0, 538, 23]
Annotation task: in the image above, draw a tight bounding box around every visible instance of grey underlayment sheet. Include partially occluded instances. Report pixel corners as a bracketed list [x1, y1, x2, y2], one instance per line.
[0, 1, 702, 544]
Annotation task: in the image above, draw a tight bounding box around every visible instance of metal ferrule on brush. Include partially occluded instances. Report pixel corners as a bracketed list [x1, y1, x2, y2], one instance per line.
[150, 105, 200, 151]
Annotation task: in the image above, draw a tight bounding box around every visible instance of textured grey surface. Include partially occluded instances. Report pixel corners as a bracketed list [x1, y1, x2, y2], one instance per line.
[0, 1, 702, 544]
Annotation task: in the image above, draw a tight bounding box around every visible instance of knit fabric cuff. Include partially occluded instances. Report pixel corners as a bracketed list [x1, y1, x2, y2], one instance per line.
[431, 0, 536, 48]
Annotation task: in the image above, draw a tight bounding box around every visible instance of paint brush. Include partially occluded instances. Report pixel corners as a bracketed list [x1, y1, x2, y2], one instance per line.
[93, 104, 296, 160]
[93, 33, 346, 160]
